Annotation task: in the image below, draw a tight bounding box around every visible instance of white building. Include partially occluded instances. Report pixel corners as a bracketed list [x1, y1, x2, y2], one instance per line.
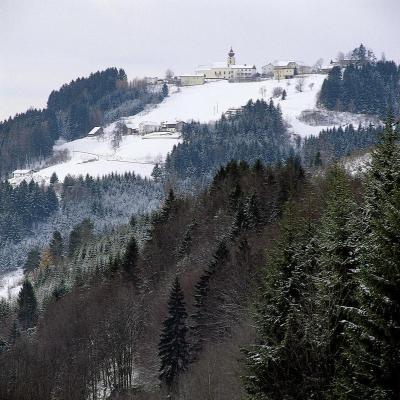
[262, 63, 274, 77]
[262, 61, 313, 80]
[12, 169, 34, 179]
[138, 122, 160, 135]
[196, 48, 257, 81]
[87, 126, 104, 137]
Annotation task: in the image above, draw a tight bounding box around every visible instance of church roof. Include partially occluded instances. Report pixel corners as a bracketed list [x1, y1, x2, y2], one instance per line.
[229, 47, 235, 57]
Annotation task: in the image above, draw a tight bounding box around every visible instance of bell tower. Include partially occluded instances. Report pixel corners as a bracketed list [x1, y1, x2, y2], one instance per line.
[227, 47, 236, 66]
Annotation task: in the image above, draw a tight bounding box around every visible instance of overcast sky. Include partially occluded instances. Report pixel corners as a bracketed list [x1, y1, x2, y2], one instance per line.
[1, 0, 399, 121]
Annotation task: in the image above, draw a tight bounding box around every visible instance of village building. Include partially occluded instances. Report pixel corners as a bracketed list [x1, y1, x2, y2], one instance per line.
[196, 48, 257, 81]
[12, 169, 34, 179]
[224, 107, 243, 118]
[87, 126, 104, 137]
[178, 74, 205, 86]
[261, 63, 275, 77]
[138, 122, 160, 135]
[263, 61, 312, 80]
[160, 120, 185, 132]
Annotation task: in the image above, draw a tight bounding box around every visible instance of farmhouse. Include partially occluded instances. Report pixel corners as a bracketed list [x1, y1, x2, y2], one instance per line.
[160, 120, 185, 132]
[12, 169, 34, 179]
[263, 61, 313, 80]
[87, 126, 104, 137]
[196, 48, 257, 81]
[138, 122, 159, 135]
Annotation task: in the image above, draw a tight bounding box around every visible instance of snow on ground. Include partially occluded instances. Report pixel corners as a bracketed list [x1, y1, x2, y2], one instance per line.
[10, 74, 374, 185]
[0, 268, 23, 300]
[343, 152, 371, 175]
[126, 75, 328, 138]
[9, 131, 181, 185]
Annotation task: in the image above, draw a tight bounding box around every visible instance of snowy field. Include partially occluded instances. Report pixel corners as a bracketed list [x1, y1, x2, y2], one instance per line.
[10, 74, 374, 186]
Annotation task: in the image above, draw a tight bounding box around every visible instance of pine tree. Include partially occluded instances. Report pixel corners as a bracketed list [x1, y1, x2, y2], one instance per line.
[190, 241, 229, 359]
[121, 236, 139, 278]
[9, 320, 20, 344]
[244, 200, 314, 398]
[17, 280, 38, 330]
[337, 117, 400, 399]
[313, 164, 359, 394]
[159, 277, 189, 389]
[50, 172, 59, 184]
[49, 230, 63, 264]
[23, 248, 41, 273]
[162, 82, 169, 97]
[151, 163, 163, 182]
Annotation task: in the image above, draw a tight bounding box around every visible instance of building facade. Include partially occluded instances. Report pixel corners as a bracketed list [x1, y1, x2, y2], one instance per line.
[196, 48, 257, 81]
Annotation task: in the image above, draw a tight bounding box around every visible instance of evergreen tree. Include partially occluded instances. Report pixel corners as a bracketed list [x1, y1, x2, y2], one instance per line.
[52, 279, 68, 300]
[50, 172, 59, 184]
[9, 320, 20, 344]
[337, 117, 400, 399]
[190, 241, 229, 358]
[244, 200, 314, 398]
[159, 277, 189, 389]
[281, 89, 287, 100]
[17, 280, 38, 330]
[49, 230, 63, 264]
[23, 248, 41, 273]
[121, 236, 139, 278]
[151, 163, 163, 182]
[313, 164, 359, 395]
[162, 82, 169, 97]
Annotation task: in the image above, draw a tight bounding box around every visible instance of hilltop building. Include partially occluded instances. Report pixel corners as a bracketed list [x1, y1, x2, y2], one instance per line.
[262, 61, 312, 80]
[196, 48, 257, 81]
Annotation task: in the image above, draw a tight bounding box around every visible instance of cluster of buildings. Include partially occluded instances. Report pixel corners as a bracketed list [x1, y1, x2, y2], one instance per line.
[171, 48, 257, 87]
[144, 48, 350, 89]
[262, 61, 313, 80]
[144, 48, 346, 88]
[125, 120, 185, 135]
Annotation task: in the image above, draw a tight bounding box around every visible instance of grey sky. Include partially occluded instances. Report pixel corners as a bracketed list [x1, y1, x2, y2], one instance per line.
[1, 0, 399, 121]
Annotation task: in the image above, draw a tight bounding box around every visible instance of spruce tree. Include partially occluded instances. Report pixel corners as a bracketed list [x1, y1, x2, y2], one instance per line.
[121, 236, 139, 278]
[190, 241, 229, 359]
[50, 172, 59, 184]
[159, 277, 189, 389]
[162, 82, 169, 97]
[314, 164, 360, 395]
[49, 230, 63, 263]
[17, 280, 38, 330]
[338, 117, 400, 399]
[244, 200, 315, 398]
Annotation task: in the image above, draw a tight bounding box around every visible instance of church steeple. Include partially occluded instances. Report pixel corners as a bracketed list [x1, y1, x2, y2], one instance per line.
[227, 47, 236, 66]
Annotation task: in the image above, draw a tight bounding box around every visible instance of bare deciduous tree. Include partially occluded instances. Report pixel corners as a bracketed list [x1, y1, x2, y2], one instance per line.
[295, 76, 306, 93]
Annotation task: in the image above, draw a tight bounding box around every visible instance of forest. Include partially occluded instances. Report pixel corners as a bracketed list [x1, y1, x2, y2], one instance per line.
[0, 117, 399, 399]
[164, 99, 291, 181]
[318, 45, 400, 116]
[0, 68, 165, 178]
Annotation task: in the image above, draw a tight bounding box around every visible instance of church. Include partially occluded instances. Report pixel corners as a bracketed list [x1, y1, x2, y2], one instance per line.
[196, 48, 257, 81]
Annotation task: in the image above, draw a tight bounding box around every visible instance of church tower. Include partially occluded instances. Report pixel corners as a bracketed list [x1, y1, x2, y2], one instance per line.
[227, 47, 236, 66]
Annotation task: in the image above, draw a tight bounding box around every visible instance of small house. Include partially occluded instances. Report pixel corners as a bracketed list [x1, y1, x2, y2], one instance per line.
[160, 120, 185, 133]
[138, 122, 160, 135]
[87, 126, 103, 137]
[12, 169, 33, 179]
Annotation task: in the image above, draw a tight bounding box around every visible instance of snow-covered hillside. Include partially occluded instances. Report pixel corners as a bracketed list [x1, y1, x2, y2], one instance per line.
[11, 74, 374, 185]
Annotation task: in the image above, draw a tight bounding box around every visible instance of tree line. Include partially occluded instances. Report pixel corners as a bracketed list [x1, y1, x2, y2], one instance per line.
[319, 45, 400, 116]
[0, 68, 165, 178]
